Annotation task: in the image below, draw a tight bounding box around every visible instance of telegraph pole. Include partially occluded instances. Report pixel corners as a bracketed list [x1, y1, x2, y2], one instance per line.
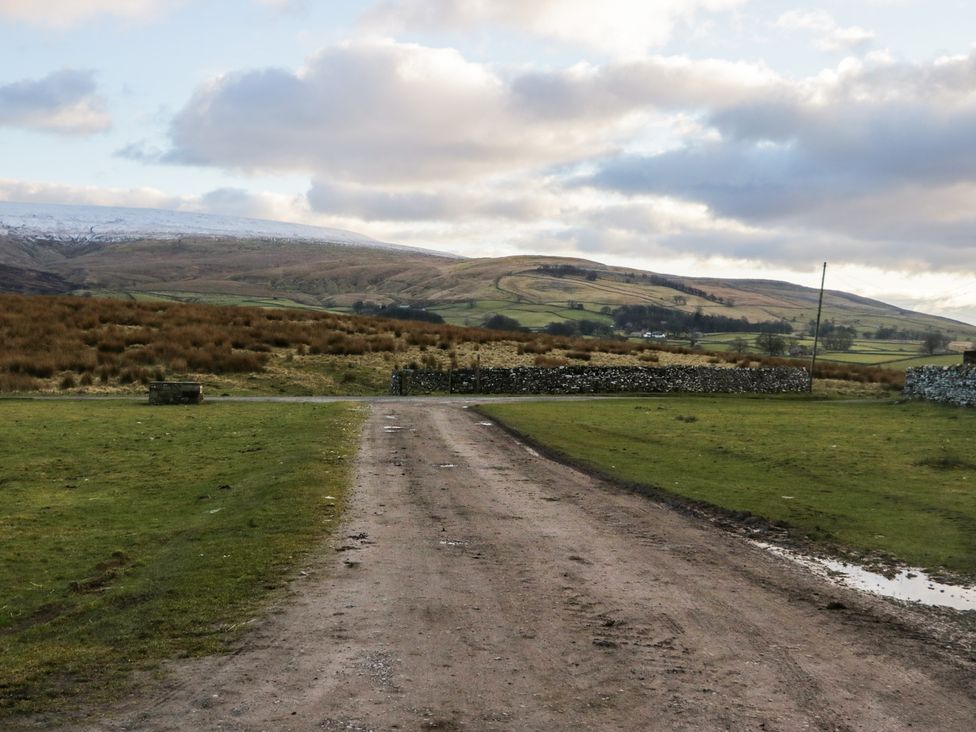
[808, 262, 827, 393]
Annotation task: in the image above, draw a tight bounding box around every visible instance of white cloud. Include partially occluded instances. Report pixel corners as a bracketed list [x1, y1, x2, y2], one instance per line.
[162, 39, 643, 183]
[0, 70, 110, 135]
[253, 0, 306, 14]
[776, 9, 875, 52]
[361, 0, 749, 57]
[0, 0, 181, 27]
[160, 39, 778, 184]
[0, 179, 182, 209]
[0, 178, 312, 227]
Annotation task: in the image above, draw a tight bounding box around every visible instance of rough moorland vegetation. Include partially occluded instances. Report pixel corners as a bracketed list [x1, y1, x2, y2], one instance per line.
[0, 293, 904, 395]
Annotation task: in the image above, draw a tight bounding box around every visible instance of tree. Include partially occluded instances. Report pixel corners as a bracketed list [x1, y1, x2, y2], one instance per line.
[483, 314, 525, 331]
[755, 332, 786, 356]
[920, 331, 951, 355]
[543, 321, 576, 336]
[822, 326, 855, 352]
[729, 336, 749, 353]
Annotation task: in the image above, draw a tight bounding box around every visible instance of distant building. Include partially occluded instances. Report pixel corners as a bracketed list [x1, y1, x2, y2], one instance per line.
[642, 331, 667, 340]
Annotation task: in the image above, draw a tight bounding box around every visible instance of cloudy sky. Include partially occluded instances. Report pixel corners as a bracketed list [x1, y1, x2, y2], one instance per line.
[2, 1, 976, 324]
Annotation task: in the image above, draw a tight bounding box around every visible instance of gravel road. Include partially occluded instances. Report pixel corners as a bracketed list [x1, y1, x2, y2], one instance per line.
[79, 401, 975, 731]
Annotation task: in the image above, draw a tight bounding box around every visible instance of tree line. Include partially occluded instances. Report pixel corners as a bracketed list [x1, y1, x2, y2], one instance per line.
[613, 304, 793, 336]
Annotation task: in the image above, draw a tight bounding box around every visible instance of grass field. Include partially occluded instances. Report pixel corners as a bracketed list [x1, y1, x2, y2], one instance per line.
[80, 289, 328, 311]
[428, 299, 615, 329]
[701, 332, 972, 370]
[480, 397, 976, 579]
[0, 400, 363, 720]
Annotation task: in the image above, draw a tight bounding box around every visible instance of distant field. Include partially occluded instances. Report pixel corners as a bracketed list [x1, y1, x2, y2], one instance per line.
[428, 299, 615, 329]
[481, 397, 976, 578]
[0, 400, 363, 720]
[80, 289, 326, 311]
[700, 332, 970, 370]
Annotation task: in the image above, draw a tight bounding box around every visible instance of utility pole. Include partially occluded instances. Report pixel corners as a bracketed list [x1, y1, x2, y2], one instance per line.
[808, 262, 827, 393]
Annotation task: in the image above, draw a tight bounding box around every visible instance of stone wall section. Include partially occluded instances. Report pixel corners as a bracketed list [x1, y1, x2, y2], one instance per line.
[389, 365, 808, 396]
[903, 365, 976, 407]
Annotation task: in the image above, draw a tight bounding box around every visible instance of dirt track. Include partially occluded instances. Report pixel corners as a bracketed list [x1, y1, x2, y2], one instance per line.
[80, 401, 974, 731]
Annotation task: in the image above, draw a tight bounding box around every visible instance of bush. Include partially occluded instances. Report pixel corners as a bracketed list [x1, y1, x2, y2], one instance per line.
[483, 314, 525, 332]
[534, 355, 570, 367]
[565, 351, 592, 361]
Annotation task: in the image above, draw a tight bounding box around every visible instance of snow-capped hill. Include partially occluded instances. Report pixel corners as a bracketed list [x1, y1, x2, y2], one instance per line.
[0, 201, 450, 256]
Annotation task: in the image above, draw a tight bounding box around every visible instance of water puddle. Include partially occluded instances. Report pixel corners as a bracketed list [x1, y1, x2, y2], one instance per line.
[523, 446, 540, 458]
[383, 425, 402, 432]
[478, 421, 494, 427]
[436, 463, 457, 469]
[755, 543, 976, 611]
[439, 539, 468, 547]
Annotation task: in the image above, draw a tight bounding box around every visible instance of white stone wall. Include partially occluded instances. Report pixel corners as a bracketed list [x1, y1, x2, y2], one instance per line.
[903, 365, 976, 407]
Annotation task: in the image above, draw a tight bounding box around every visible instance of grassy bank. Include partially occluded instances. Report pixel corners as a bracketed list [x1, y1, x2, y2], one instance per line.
[480, 397, 976, 578]
[0, 400, 363, 720]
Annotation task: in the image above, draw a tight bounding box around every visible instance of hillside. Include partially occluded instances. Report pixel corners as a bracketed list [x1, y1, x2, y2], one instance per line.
[2, 202, 974, 340]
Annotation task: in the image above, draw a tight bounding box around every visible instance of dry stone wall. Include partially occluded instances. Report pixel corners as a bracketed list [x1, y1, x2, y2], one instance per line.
[389, 365, 808, 396]
[903, 365, 976, 407]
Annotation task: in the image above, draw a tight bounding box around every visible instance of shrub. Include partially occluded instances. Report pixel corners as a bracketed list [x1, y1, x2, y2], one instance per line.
[534, 355, 570, 367]
[565, 351, 592, 361]
[0, 373, 40, 393]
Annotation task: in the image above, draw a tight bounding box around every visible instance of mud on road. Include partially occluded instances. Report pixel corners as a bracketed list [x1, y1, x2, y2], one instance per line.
[80, 402, 974, 731]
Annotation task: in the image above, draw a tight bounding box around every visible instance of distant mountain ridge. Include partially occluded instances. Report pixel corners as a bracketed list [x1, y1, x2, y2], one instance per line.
[0, 201, 450, 256]
[1, 201, 974, 339]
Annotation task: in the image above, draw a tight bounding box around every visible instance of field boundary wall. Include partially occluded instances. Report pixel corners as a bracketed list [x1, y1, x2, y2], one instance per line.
[389, 365, 809, 395]
[903, 366, 976, 407]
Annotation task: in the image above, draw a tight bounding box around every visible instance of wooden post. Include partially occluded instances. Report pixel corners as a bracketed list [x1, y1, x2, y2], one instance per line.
[476, 354, 482, 393]
[448, 367, 454, 395]
[808, 262, 827, 393]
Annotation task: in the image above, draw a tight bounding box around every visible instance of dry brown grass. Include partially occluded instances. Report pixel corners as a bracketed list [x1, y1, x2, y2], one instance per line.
[0, 293, 902, 396]
[0, 294, 666, 394]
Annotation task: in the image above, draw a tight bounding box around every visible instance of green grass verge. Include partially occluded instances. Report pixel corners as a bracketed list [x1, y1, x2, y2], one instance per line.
[0, 400, 363, 720]
[480, 397, 976, 577]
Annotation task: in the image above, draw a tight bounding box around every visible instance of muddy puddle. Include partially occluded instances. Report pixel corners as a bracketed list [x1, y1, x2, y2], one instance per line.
[755, 542, 976, 611]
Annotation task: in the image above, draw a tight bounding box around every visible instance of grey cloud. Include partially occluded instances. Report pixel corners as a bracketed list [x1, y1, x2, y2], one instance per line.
[509, 57, 776, 121]
[0, 69, 110, 134]
[199, 188, 282, 220]
[583, 51, 976, 269]
[116, 139, 165, 162]
[307, 180, 548, 222]
[308, 182, 459, 221]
